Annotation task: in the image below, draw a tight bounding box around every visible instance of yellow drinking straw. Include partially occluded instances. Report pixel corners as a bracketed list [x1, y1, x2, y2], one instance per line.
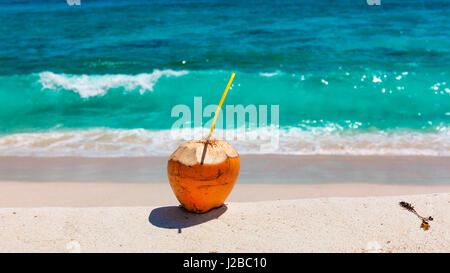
[200, 72, 235, 164]
[208, 72, 235, 137]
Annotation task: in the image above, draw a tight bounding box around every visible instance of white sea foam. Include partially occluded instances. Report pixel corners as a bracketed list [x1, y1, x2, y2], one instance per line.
[38, 70, 188, 98]
[372, 75, 382, 83]
[0, 127, 448, 157]
[259, 71, 280, 77]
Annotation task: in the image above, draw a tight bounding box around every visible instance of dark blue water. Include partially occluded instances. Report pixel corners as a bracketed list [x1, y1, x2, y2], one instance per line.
[2, 0, 449, 75]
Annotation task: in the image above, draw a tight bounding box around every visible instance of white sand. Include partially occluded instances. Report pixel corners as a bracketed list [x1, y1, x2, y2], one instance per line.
[0, 193, 448, 253]
[1, 181, 450, 207]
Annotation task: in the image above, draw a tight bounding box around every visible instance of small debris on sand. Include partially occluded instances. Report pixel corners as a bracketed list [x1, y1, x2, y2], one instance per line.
[399, 201, 433, 231]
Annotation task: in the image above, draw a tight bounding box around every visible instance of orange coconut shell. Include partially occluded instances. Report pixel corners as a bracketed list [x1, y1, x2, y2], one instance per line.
[167, 140, 240, 213]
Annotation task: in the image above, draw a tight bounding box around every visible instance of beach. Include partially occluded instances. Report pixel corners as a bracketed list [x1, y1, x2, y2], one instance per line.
[0, 155, 449, 252]
[1, 0, 449, 254]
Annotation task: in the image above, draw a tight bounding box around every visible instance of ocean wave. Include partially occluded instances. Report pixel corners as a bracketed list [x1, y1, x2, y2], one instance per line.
[0, 69, 448, 146]
[38, 70, 189, 98]
[0, 127, 448, 157]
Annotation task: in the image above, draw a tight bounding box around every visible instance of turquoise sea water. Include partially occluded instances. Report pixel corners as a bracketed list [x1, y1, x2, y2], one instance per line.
[0, 0, 449, 156]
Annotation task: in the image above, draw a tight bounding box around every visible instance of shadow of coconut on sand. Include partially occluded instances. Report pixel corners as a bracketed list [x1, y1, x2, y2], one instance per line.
[148, 205, 228, 233]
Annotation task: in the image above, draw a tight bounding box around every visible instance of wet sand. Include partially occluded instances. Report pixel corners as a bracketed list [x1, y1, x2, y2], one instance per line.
[0, 155, 449, 184]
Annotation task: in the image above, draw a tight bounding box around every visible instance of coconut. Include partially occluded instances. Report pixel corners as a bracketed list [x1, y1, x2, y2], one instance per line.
[167, 139, 240, 213]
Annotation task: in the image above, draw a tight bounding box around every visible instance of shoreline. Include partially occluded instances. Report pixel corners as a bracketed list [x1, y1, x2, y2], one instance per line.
[1, 154, 448, 207]
[0, 155, 449, 184]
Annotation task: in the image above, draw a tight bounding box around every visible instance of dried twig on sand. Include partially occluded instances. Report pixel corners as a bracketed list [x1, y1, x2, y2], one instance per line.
[399, 201, 433, 231]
